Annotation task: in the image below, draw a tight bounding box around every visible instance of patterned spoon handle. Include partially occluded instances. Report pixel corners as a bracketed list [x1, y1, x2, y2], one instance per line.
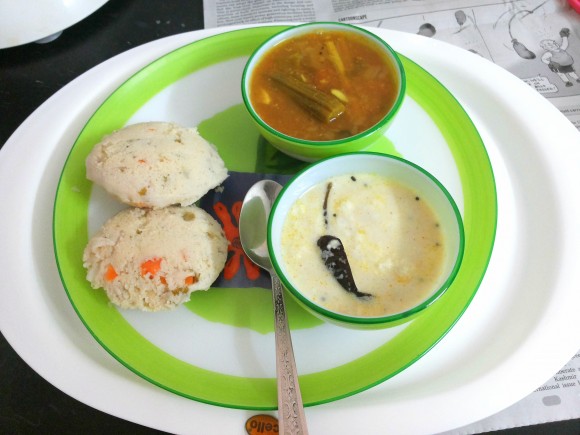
[271, 274, 309, 435]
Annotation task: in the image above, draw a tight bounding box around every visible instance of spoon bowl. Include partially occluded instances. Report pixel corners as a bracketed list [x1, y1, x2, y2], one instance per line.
[239, 180, 282, 271]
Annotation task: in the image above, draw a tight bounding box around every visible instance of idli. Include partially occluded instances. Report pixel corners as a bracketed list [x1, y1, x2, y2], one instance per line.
[83, 205, 228, 311]
[86, 122, 228, 208]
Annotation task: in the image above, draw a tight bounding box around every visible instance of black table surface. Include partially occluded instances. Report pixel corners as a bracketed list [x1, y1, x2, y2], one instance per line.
[1, 1, 579, 433]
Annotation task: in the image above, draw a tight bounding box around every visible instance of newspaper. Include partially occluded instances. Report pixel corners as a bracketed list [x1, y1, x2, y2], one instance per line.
[202, 0, 580, 432]
[440, 351, 580, 434]
[204, 0, 580, 130]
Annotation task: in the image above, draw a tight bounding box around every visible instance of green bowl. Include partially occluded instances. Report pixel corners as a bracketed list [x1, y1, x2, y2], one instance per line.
[268, 152, 465, 329]
[241, 22, 406, 162]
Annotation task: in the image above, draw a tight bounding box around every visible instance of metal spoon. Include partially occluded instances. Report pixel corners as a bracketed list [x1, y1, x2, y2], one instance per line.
[239, 179, 309, 435]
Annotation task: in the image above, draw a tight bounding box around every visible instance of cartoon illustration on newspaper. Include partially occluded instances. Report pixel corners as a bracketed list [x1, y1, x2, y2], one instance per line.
[540, 28, 580, 87]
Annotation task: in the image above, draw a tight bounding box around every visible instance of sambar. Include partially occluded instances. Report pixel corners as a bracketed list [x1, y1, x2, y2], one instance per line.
[249, 29, 401, 142]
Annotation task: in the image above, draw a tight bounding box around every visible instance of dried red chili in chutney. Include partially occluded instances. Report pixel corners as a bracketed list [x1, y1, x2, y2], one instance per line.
[249, 30, 399, 141]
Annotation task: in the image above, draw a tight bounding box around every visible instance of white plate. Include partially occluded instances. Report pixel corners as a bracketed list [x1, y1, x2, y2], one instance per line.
[0, 0, 109, 48]
[1, 25, 579, 434]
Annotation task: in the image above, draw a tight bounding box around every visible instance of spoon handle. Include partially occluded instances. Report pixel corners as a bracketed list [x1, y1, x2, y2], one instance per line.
[271, 275, 309, 435]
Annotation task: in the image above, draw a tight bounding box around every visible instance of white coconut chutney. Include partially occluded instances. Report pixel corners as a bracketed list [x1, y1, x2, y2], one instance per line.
[280, 173, 446, 317]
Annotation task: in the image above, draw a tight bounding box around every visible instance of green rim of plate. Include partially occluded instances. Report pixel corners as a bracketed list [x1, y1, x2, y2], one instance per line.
[53, 26, 497, 410]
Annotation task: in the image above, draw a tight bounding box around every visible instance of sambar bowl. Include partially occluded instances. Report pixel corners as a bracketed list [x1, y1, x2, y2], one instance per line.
[242, 22, 406, 162]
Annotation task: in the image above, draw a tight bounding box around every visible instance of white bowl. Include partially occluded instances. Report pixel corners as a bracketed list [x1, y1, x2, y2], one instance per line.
[241, 22, 406, 161]
[268, 152, 465, 328]
[0, 0, 109, 49]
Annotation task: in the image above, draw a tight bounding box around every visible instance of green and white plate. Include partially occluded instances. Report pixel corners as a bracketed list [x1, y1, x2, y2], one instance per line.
[53, 26, 496, 409]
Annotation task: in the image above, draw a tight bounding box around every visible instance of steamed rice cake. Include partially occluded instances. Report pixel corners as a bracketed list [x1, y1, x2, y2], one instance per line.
[83, 205, 228, 311]
[86, 122, 228, 208]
